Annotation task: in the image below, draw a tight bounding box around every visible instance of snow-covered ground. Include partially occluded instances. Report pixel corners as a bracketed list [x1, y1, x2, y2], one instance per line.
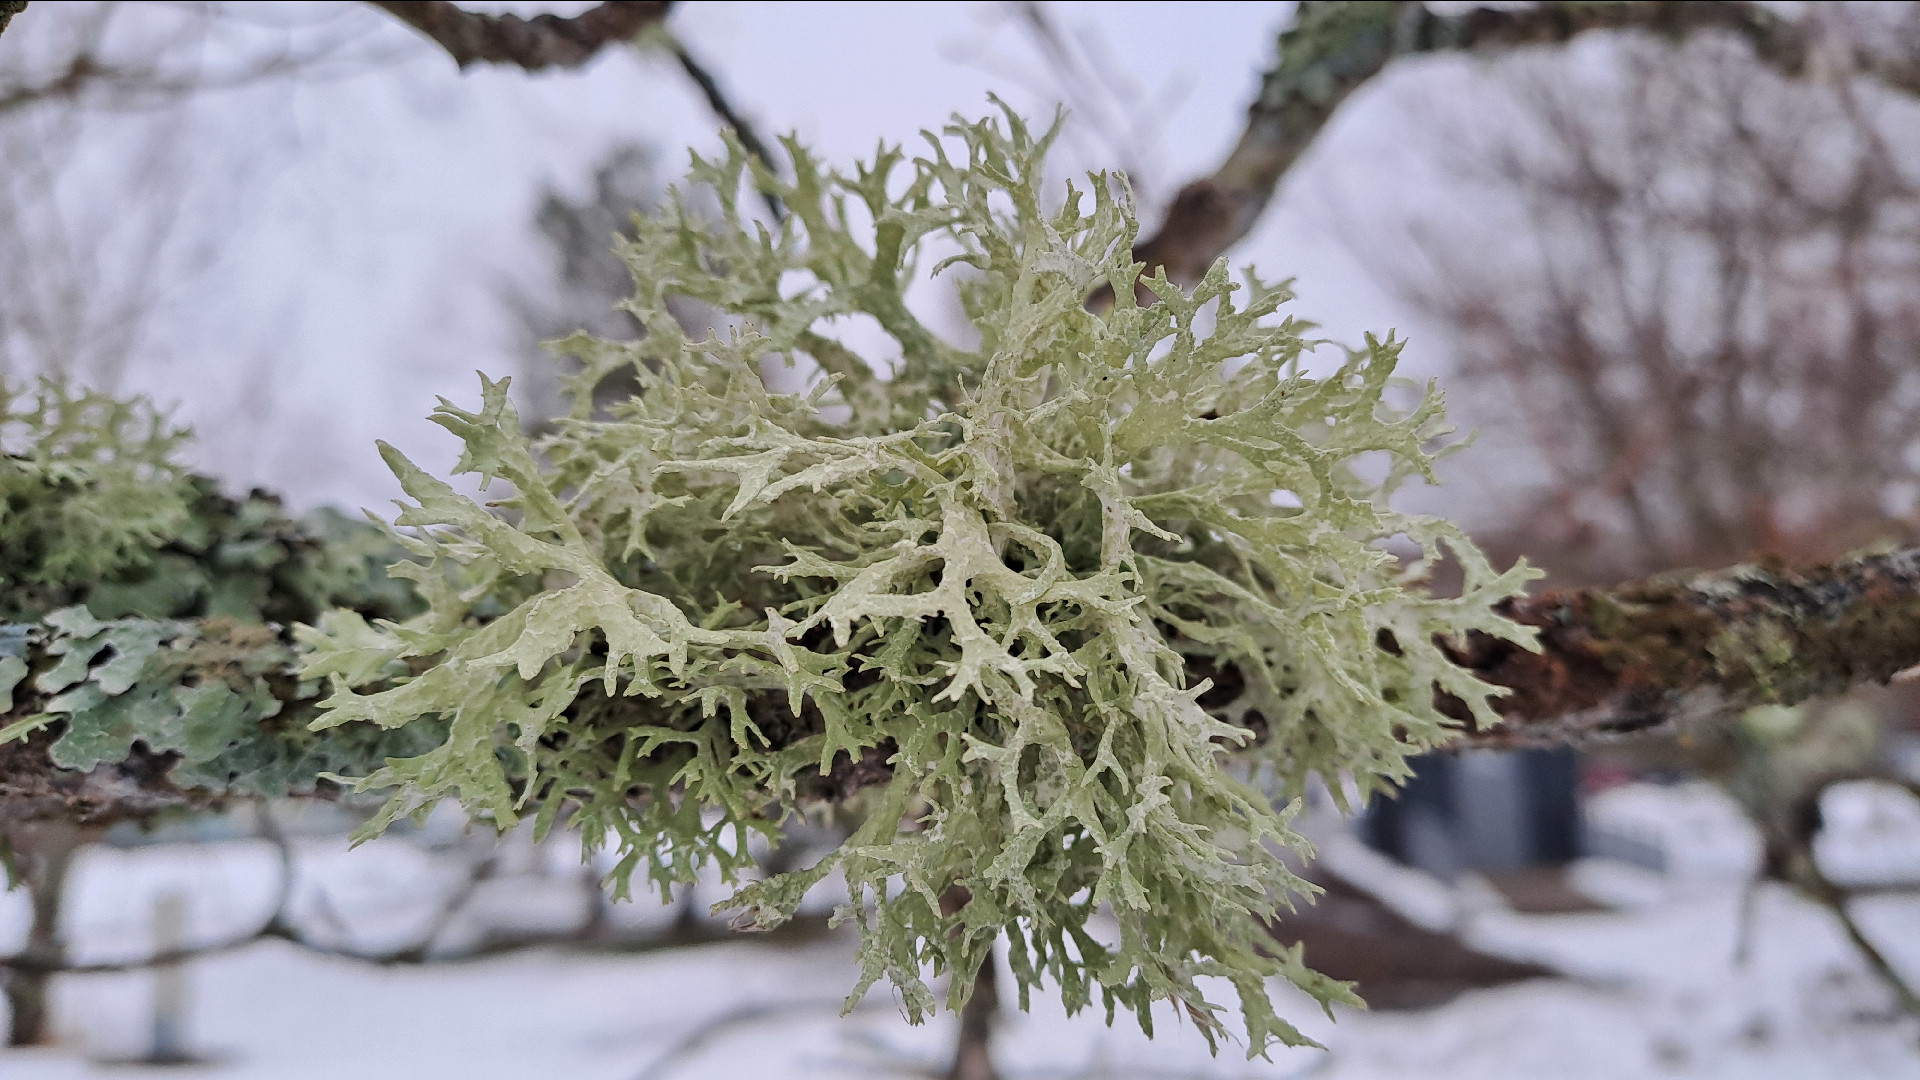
[3, 783, 1918, 1079]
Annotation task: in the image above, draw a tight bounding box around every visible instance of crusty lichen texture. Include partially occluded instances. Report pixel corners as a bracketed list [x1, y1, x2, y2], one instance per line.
[303, 106, 1538, 1053]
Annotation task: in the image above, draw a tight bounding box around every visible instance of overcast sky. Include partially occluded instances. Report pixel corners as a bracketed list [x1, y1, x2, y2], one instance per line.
[10, 2, 1438, 513]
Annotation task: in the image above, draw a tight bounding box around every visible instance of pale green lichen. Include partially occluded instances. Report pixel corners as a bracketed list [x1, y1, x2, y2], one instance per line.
[0, 379, 194, 617]
[302, 105, 1538, 1054]
[0, 375, 437, 800]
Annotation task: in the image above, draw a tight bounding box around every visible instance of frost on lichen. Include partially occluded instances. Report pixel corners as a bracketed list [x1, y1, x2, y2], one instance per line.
[303, 105, 1538, 1053]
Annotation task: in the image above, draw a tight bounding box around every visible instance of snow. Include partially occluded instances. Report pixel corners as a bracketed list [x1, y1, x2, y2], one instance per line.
[5, 887, 1916, 1078]
[1816, 782, 1920, 889]
[1582, 781, 1766, 884]
[2, 783, 1916, 1077]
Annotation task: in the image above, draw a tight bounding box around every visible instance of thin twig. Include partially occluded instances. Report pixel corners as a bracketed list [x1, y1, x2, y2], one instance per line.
[1757, 770, 1920, 1017]
[1823, 885, 1920, 1017]
[670, 38, 784, 221]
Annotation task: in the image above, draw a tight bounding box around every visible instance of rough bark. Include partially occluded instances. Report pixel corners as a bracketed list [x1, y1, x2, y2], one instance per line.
[0, 737, 215, 827]
[1116, 0, 1913, 303]
[369, 0, 670, 71]
[1455, 545, 1920, 746]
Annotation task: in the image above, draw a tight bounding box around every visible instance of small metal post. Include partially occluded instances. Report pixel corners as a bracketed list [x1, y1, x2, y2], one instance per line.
[148, 891, 190, 1064]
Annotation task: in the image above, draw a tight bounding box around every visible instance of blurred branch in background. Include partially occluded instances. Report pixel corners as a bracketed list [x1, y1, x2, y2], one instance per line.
[665, 36, 782, 219]
[368, 0, 781, 218]
[1122, 0, 1920, 302]
[1346, 26, 1920, 582]
[951, 2, 1185, 209]
[0, 811, 830, 978]
[0, 2, 396, 389]
[1323, 2, 1920, 1025]
[507, 143, 660, 426]
[369, 0, 668, 72]
[0, 2, 384, 116]
[1715, 711, 1920, 1015]
[0, 800, 841, 1057]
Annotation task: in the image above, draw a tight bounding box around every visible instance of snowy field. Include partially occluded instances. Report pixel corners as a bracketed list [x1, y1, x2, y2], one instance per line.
[2, 783, 1918, 1080]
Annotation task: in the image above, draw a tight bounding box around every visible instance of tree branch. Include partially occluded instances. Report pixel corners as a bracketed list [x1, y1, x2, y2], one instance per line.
[0, 2, 26, 42]
[1120, 0, 1915, 300]
[367, 3, 785, 213]
[369, 0, 670, 71]
[1453, 545, 1920, 746]
[6, 546, 1920, 822]
[0, 738, 220, 826]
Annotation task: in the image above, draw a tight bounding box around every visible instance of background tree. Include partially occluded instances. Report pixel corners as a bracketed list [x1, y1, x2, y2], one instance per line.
[1334, 13, 1920, 1014]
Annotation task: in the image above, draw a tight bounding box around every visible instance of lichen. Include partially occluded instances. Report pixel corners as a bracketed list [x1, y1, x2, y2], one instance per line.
[301, 105, 1537, 1053]
[0, 379, 195, 619]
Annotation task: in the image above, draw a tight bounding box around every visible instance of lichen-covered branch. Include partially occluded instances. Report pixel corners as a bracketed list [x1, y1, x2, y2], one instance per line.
[1453, 546, 1920, 746]
[8, 545, 1920, 823]
[1125, 0, 1913, 297]
[0, 736, 210, 825]
[369, 0, 670, 71]
[12, 99, 1920, 1047]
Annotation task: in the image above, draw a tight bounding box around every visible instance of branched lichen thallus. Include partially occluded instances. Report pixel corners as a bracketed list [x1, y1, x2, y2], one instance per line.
[299, 103, 1540, 1055]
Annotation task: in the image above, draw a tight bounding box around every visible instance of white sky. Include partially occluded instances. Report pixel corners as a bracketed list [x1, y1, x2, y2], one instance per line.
[19, 1, 1433, 514]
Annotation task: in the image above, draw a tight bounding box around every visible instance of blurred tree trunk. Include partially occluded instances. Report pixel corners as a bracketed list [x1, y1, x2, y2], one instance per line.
[4, 821, 87, 1046]
[944, 955, 1000, 1080]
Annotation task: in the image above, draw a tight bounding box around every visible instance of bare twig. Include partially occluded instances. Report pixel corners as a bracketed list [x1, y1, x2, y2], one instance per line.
[369, 0, 669, 72]
[952, 2, 1178, 205]
[1, 5, 402, 118]
[1760, 771, 1920, 1016]
[1824, 884, 1920, 1016]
